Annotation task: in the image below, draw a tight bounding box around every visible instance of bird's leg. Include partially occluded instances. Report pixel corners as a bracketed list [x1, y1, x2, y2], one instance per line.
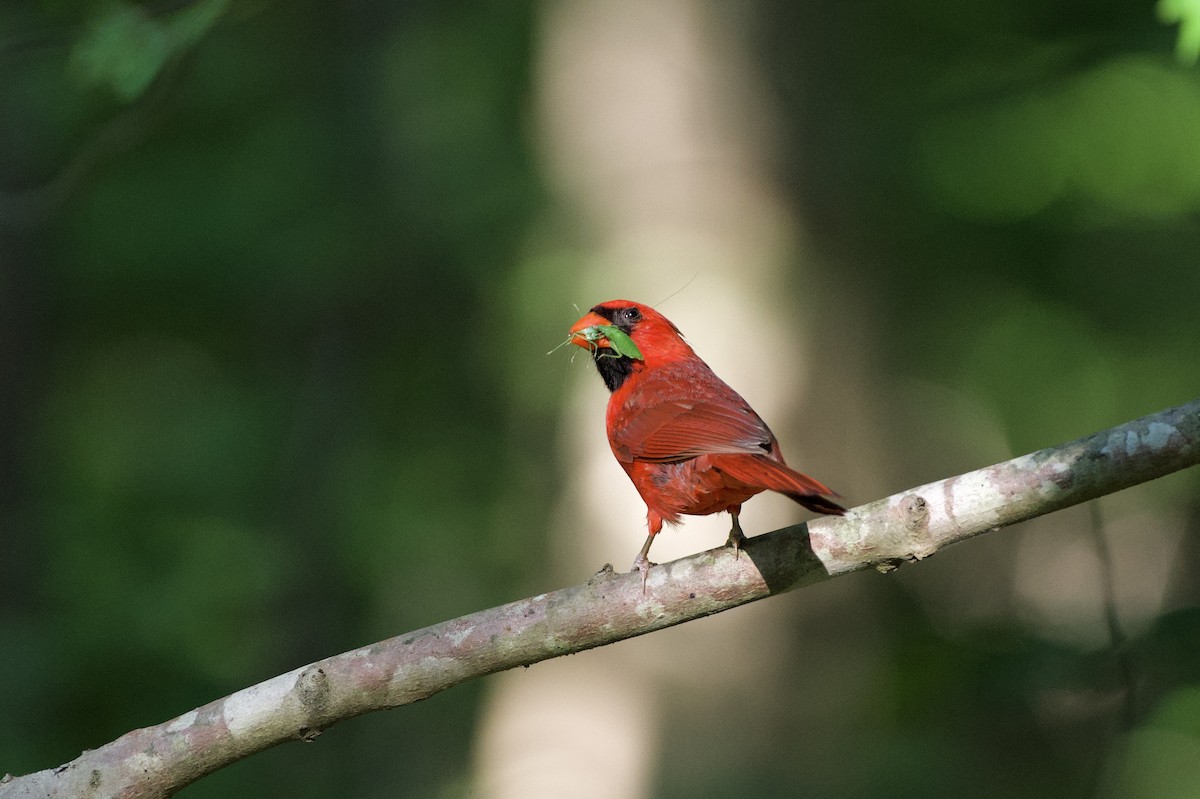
[631, 531, 657, 592]
[726, 511, 747, 558]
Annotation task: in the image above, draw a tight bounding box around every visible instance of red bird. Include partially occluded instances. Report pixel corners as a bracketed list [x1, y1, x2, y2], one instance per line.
[569, 299, 845, 579]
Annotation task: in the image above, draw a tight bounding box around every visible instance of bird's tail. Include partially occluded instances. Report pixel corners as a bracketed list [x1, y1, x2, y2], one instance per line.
[716, 455, 846, 516]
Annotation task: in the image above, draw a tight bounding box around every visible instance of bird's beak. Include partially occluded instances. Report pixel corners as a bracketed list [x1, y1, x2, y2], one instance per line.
[569, 311, 612, 349]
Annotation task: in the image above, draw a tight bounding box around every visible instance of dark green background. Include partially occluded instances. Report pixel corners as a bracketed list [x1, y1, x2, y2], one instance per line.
[2, 2, 1199, 796]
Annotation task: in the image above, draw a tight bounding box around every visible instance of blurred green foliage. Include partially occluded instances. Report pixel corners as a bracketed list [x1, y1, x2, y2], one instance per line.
[1, 1, 1198, 797]
[71, 0, 229, 102]
[1159, 0, 1200, 64]
[3, 1, 545, 794]
[1108, 683, 1200, 798]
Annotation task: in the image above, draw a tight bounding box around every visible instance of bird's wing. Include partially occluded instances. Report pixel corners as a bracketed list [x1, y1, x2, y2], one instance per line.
[610, 400, 773, 463]
[608, 366, 775, 463]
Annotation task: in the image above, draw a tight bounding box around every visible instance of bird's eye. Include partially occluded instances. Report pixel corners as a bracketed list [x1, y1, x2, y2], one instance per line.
[621, 307, 642, 324]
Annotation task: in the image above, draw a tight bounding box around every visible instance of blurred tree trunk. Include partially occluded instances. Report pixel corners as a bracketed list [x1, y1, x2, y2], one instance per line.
[472, 2, 888, 795]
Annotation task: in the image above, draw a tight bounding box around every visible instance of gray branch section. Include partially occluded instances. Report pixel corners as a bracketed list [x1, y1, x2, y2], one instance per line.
[4, 399, 1199, 799]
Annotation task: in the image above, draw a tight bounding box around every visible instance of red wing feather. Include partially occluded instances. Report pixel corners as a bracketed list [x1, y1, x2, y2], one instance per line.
[610, 399, 772, 463]
[607, 358, 776, 464]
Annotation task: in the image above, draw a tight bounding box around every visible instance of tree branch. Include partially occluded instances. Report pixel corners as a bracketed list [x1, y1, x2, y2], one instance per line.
[4, 399, 1199, 799]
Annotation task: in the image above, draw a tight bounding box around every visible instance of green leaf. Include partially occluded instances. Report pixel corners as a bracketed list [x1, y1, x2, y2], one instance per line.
[71, 0, 230, 103]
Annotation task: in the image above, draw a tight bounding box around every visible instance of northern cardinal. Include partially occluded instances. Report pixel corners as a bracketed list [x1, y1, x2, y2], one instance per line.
[569, 299, 845, 579]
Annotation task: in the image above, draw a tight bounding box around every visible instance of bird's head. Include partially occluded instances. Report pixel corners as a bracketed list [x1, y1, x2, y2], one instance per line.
[569, 300, 694, 391]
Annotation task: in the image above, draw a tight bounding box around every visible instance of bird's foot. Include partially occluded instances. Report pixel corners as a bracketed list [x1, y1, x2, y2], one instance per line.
[631, 553, 656, 593]
[726, 527, 748, 559]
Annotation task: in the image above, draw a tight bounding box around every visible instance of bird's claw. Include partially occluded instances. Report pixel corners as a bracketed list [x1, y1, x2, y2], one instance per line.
[726, 528, 748, 559]
[631, 554, 656, 593]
